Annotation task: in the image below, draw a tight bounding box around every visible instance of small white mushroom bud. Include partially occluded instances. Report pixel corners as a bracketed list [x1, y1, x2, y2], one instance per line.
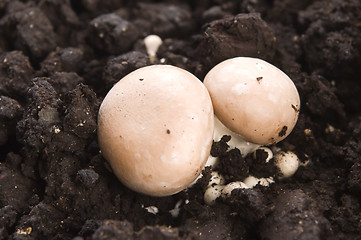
[243, 175, 259, 188]
[190, 168, 225, 188]
[243, 175, 274, 188]
[204, 57, 300, 149]
[98, 65, 214, 196]
[204, 185, 223, 206]
[144, 35, 162, 63]
[221, 181, 248, 198]
[274, 151, 300, 178]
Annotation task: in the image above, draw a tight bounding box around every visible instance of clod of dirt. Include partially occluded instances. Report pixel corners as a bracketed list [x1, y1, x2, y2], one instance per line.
[226, 187, 272, 223]
[88, 13, 140, 55]
[197, 13, 276, 69]
[347, 162, 361, 193]
[102, 51, 150, 92]
[44, 72, 84, 97]
[0, 96, 23, 146]
[133, 3, 195, 38]
[40, 47, 85, 76]
[0, 162, 35, 212]
[0, 205, 17, 239]
[298, 0, 361, 78]
[219, 148, 249, 181]
[0, 51, 34, 99]
[259, 189, 330, 240]
[0, 4, 57, 63]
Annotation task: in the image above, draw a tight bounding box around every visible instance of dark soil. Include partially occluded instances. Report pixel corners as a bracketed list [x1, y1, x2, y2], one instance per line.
[1, 0, 361, 239]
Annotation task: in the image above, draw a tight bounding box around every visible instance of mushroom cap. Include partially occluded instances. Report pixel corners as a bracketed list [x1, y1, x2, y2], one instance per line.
[204, 57, 300, 145]
[144, 34, 162, 57]
[98, 65, 214, 196]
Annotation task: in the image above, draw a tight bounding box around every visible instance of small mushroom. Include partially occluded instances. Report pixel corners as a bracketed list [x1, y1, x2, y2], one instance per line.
[144, 35, 162, 63]
[274, 151, 300, 178]
[204, 57, 300, 147]
[204, 185, 223, 206]
[243, 175, 274, 188]
[221, 181, 249, 198]
[98, 65, 214, 196]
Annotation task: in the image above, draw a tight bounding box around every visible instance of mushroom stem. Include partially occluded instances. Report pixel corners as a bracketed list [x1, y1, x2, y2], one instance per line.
[214, 115, 260, 157]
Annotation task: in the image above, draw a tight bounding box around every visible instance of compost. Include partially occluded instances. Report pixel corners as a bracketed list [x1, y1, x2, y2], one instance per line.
[0, 0, 360, 239]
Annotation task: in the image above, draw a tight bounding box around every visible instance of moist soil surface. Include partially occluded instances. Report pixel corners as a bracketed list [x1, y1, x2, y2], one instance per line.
[1, 0, 361, 239]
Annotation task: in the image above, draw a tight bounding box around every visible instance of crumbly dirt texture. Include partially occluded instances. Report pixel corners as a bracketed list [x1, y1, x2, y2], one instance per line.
[0, 0, 361, 239]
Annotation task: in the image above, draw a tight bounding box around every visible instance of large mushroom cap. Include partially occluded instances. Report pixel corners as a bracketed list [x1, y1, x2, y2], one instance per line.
[98, 65, 214, 196]
[204, 57, 300, 145]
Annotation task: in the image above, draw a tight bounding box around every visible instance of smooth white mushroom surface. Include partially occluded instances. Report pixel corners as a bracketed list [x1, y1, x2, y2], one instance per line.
[204, 57, 300, 145]
[274, 151, 300, 178]
[98, 65, 214, 196]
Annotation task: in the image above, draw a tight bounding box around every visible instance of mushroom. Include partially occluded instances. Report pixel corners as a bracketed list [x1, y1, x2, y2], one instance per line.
[221, 181, 249, 198]
[144, 35, 162, 63]
[213, 115, 260, 156]
[243, 175, 274, 188]
[204, 185, 224, 206]
[97, 65, 214, 196]
[204, 57, 300, 155]
[274, 151, 300, 178]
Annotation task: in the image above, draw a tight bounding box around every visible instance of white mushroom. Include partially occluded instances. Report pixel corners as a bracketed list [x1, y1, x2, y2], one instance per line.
[98, 65, 214, 196]
[243, 175, 274, 188]
[204, 184, 223, 206]
[144, 35, 162, 63]
[274, 151, 300, 178]
[214, 115, 260, 157]
[205, 155, 219, 168]
[221, 181, 249, 198]
[204, 57, 300, 153]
